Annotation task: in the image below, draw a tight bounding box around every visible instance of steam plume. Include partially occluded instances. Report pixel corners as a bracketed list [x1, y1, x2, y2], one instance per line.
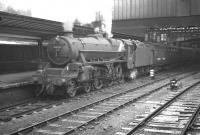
[98, 0, 113, 37]
[63, 20, 73, 32]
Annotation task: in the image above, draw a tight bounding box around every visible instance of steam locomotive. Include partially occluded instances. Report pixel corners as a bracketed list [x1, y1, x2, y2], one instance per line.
[32, 33, 200, 97]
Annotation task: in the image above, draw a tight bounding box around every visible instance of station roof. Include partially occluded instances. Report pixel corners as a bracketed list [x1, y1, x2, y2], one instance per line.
[0, 11, 142, 41]
[113, 15, 200, 38]
[0, 11, 64, 40]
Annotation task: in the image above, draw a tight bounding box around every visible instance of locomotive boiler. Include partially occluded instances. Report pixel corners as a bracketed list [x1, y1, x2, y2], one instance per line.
[47, 34, 126, 66]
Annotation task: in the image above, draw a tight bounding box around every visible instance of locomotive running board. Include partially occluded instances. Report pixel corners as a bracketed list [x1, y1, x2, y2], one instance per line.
[79, 50, 126, 65]
[83, 60, 126, 65]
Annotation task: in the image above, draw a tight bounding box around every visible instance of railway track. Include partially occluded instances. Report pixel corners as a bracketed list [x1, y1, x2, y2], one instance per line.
[7, 72, 197, 135]
[0, 98, 65, 122]
[182, 98, 200, 135]
[114, 75, 200, 135]
[0, 71, 179, 123]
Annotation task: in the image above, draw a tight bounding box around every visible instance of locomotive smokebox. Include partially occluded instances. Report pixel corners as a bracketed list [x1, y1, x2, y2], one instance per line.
[47, 35, 75, 66]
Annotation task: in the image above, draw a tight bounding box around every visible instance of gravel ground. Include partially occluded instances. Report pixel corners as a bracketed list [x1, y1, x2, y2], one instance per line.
[70, 73, 200, 135]
[0, 66, 197, 134]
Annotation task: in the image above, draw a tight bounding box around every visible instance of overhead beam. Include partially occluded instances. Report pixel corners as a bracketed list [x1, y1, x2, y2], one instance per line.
[0, 33, 41, 40]
[0, 11, 64, 40]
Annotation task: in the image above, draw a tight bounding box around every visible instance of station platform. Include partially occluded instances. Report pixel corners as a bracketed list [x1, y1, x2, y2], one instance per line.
[0, 71, 36, 89]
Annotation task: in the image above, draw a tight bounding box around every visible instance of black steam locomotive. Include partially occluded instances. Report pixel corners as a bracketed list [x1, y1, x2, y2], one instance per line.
[32, 33, 200, 97]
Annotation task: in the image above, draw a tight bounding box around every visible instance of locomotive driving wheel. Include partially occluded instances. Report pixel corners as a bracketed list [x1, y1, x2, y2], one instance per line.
[106, 64, 114, 86]
[119, 74, 125, 83]
[35, 85, 44, 97]
[66, 79, 77, 97]
[83, 82, 92, 93]
[115, 64, 124, 83]
[107, 80, 114, 87]
[46, 83, 55, 95]
[93, 78, 103, 90]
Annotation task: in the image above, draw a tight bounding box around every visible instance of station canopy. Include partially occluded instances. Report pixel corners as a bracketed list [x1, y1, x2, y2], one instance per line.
[0, 11, 64, 40]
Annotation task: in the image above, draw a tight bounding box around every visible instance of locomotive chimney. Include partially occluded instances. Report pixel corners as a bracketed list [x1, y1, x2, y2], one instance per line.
[61, 31, 73, 38]
[63, 20, 74, 38]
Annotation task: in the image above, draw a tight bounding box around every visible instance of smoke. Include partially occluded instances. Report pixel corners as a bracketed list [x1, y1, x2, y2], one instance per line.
[63, 20, 74, 32]
[98, 0, 113, 37]
[0, 2, 32, 16]
[61, 0, 114, 36]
